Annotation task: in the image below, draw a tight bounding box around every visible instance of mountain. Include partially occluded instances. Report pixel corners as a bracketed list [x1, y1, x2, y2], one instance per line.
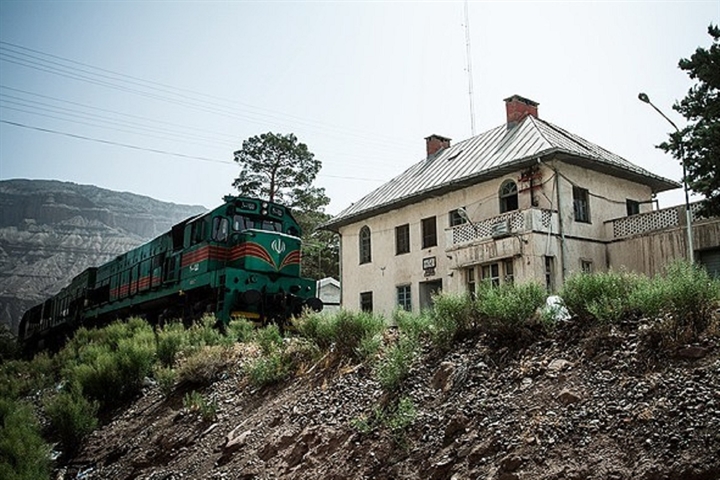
[0, 179, 207, 334]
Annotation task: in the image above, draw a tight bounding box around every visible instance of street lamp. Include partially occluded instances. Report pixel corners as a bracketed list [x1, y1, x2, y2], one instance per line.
[638, 92, 694, 262]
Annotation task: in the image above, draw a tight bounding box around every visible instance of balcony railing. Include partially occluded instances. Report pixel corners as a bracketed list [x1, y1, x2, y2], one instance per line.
[446, 208, 557, 247]
[608, 202, 705, 239]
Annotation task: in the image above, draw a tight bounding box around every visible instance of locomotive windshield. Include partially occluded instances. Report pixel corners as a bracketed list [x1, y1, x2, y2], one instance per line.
[232, 215, 282, 233]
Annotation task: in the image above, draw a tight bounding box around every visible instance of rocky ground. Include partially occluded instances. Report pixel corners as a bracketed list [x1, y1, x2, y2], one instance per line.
[56, 320, 719, 480]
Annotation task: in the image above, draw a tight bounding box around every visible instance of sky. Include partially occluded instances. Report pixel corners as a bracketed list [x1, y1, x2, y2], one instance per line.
[0, 1, 718, 215]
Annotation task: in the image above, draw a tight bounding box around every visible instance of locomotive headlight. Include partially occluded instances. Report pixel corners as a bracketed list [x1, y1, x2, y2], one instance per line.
[262, 202, 268, 208]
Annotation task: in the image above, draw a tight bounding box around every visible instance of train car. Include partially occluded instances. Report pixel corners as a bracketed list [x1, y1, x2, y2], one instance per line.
[19, 195, 323, 352]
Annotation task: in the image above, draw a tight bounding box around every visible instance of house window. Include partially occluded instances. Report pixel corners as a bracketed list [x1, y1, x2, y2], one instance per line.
[573, 187, 591, 223]
[359, 226, 371, 264]
[360, 291, 373, 312]
[626, 199, 640, 216]
[397, 285, 411, 311]
[481, 263, 501, 287]
[421, 216, 437, 248]
[499, 180, 519, 213]
[449, 209, 467, 227]
[503, 258, 514, 284]
[466, 267, 476, 299]
[545, 256, 555, 292]
[395, 224, 410, 255]
[581, 259, 593, 273]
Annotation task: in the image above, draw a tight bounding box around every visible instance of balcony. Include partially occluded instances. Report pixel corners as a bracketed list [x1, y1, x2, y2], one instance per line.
[445, 208, 558, 248]
[607, 202, 705, 239]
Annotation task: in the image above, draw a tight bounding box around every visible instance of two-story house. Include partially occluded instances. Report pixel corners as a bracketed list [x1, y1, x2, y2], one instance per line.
[322, 95, 681, 316]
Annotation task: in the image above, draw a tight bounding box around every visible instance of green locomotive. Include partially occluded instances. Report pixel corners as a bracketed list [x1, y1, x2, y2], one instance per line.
[18, 196, 323, 352]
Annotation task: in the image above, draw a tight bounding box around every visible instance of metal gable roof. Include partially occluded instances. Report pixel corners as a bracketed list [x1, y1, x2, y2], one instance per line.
[324, 116, 680, 231]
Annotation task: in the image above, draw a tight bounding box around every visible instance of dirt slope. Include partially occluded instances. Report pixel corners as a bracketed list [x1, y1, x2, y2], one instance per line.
[57, 322, 719, 480]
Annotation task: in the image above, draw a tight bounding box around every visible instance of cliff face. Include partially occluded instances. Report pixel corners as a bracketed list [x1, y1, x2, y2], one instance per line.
[0, 179, 207, 334]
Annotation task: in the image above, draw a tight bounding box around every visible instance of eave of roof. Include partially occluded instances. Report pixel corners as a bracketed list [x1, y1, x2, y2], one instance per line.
[323, 116, 680, 231]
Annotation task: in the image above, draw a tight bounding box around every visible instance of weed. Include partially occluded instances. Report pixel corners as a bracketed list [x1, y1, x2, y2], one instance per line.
[254, 324, 284, 355]
[429, 292, 476, 350]
[0, 398, 50, 480]
[183, 390, 217, 422]
[293, 311, 336, 350]
[177, 345, 228, 386]
[43, 383, 99, 452]
[227, 318, 255, 343]
[560, 270, 642, 324]
[155, 321, 186, 368]
[153, 366, 178, 397]
[333, 310, 386, 360]
[375, 335, 418, 392]
[244, 351, 292, 387]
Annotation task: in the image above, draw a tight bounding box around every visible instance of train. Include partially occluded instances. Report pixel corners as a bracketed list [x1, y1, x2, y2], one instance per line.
[18, 195, 323, 352]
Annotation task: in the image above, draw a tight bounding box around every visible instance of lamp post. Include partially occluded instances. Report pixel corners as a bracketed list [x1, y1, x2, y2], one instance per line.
[638, 92, 694, 262]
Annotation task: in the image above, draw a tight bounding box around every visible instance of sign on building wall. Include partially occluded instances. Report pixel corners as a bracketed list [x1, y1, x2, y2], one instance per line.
[423, 256, 436, 277]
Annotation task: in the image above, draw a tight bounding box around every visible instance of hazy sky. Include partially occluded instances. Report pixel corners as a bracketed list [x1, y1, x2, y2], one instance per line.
[0, 1, 717, 214]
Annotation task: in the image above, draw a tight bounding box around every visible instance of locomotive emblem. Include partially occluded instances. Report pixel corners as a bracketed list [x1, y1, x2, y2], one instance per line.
[271, 238, 286, 255]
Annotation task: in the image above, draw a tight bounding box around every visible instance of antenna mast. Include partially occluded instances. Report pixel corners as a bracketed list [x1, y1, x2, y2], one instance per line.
[464, 0, 476, 136]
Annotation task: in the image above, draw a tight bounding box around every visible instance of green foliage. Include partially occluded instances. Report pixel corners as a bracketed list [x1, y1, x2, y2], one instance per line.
[155, 321, 187, 368]
[153, 366, 178, 397]
[253, 324, 283, 355]
[185, 315, 232, 350]
[351, 396, 417, 447]
[560, 270, 642, 324]
[659, 24, 720, 218]
[0, 353, 56, 401]
[429, 292, 477, 350]
[226, 318, 255, 343]
[294, 309, 385, 361]
[393, 309, 432, 342]
[244, 351, 292, 387]
[475, 282, 546, 344]
[654, 261, 720, 339]
[61, 319, 156, 407]
[43, 384, 98, 452]
[0, 398, 50, 480]
[374, 335, 419, 392]
[177, 345, 228, 386]
[0, 324, 19, 361]
[183, 391, 217, 422]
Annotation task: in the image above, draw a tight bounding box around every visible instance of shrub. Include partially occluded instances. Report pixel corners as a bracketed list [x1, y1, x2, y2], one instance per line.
[660, 261, 720, 338]
[476, 282, 546, 344]
[185, 314, 232, 350]
[227, 318, 255, 343]
[0, 398, 50, 480]
[177, 345, 228, 386]
[183, 390, 217, 422]
[244, 351, 292, 387]
[63, 322, 156, 407]
[153, 366, 178, 397]
[393, 309, 432, 342]
[155, 321, 187, 368]
[332, 310, 386, 359]
[43, 384, 98, 452]
[375, 335, 418, 392]
[560, 270, 642, 324]
[254, 324, 284, 355]
[293, 311, 337, 350]
[429, 292, 477, 350]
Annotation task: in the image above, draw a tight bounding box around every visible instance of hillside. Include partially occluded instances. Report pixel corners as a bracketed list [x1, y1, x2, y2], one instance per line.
[0, 179, 206, 333]
[57, 318, 719, 480]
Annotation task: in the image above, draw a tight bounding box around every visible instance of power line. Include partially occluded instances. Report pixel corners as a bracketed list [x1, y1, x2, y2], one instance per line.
[0, 119, 387, 183]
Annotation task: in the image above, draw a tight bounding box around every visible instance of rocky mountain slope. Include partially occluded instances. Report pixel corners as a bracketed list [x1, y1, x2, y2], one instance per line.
[60, 320, 719, 480]
[0, 179, 206, 333]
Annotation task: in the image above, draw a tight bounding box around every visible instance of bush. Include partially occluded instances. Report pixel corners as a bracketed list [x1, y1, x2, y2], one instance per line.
[153, 366, 178, 397]
[244, 351, 293, 387]
[374, 335, 418, 392]
[429, 292, 477, 350]
[560, 270, 642, 324]
[155, 321, 187, 368]
[476, 282, 546, 344]
[62, 321, 156, 407]
[183, 390, 217, 422]
[254, 324, 283, 355]
[660, 261, 720, 338]
[226, 318, 255, 343]
[294, 310, 385, 361]
[0, 398, 50, 480]
[43, 384, 98, 452]
[393, 309, 432, 342]
[177, 345, 228, 386]
[185, 315, 232, 350]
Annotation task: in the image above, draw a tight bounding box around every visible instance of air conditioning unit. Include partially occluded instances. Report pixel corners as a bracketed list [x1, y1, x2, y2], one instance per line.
[491, 220, 510, 238]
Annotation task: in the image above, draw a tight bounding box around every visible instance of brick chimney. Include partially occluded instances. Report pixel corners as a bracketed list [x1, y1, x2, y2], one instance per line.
[425, 134, 451, 158]
[504, 95, 539, 129]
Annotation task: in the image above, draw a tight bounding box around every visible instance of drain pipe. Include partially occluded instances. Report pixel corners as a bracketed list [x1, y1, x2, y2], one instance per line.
[539, 159, 567, 284]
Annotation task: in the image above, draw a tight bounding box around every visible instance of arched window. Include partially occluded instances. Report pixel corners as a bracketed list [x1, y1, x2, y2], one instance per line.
[499, 180, 519, 213]
[359, 226, 371, 264]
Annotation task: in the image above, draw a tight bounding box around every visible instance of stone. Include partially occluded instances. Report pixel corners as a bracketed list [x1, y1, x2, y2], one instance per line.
[432, 362, 456, 392]
[547, 359, 573, 373]
[677, 346, 708, 359]
[557, 389, 582, 405]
